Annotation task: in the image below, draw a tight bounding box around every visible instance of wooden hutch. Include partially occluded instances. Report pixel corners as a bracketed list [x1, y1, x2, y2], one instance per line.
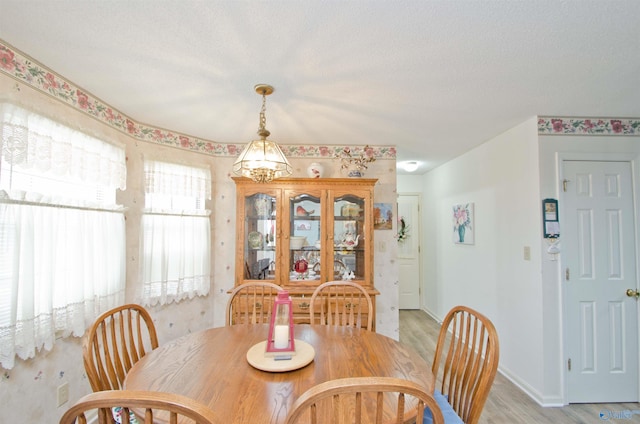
[233, 177, 379, 330]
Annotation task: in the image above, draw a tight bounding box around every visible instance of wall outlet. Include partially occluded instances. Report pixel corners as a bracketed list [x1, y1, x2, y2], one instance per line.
[57, 382, 69, 407]
[523, 246, 531, 261]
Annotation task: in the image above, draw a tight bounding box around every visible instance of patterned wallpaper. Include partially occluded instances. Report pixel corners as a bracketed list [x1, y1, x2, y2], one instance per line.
[0, 37, 401, 423]
[4, 38, 638, 160]
[1, 34, 638, 424]
[0, 38, 396, 160]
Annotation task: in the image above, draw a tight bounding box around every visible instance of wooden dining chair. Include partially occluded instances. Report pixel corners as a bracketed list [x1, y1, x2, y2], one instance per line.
[225, 282, 282, 326]
[309, 281, 373, 330]
[284, 376, 444, 424]
[83, 304, 159, 392]
[431, 305, 500, 424]
[59, 390, 218, 424]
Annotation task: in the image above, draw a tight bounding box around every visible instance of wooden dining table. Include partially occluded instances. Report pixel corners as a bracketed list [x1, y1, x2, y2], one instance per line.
[124, 324, 434, 424]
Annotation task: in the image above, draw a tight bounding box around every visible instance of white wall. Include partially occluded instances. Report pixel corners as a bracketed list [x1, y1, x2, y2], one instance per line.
[397, 175, 424, 192]
[421, 117, 548, 401]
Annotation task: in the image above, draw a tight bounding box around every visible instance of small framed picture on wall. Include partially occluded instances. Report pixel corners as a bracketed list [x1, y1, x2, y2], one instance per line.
[452, 203, 474, 244]
[373, 203, 393, 230]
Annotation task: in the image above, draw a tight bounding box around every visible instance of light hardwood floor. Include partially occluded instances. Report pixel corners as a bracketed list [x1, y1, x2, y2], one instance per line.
[399, 310, 640, 423]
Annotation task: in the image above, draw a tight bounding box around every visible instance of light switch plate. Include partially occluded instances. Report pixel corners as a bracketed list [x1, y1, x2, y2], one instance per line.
[57, 382, 69, 407]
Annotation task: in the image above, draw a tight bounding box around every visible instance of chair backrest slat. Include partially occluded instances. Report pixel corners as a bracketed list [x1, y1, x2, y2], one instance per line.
[59, 390, 218, 424]
[83, 304, 159, 392]
[431, 305, 499, 424]
[284, 376, 444, 424]
[225, 282, 282, 326]
[310, 281, 373, 331]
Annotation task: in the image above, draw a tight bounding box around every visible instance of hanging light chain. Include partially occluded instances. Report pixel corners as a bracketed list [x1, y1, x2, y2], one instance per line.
[258, 89, 270, 138]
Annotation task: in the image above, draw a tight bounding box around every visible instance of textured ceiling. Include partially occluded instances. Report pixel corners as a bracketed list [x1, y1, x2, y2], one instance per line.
[1, 0, 639, 174]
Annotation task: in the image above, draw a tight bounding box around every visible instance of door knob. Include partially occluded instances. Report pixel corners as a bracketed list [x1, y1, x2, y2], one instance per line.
[627, 289, 640, 298]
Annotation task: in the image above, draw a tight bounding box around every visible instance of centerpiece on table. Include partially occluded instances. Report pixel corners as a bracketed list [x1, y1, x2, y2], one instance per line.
[245, 290, 316, 372]
[265, 291, 296, 357]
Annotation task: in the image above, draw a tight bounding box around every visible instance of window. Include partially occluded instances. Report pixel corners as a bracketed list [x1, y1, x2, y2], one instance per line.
[139, 160, 211, 306]
[0, 103, 126, 369]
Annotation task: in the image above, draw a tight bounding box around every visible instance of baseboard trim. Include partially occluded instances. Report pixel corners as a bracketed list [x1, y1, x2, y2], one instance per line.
[498, 364, 565, 407]
[419, 306, 566, 407]
[421, 307, 442, 324]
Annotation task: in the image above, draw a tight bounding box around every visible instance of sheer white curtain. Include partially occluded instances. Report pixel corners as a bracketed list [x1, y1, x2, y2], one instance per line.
[0, 103, 126, 369]
[0, 104, 126, 195]
[139, 160, 211, 306]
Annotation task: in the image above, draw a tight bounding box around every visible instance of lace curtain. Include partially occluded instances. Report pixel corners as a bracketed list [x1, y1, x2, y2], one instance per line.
[139, 160, 211, 305]
[0, 104, 126, 369]
[1, 103, 126, 194]
[143, 160, 210, 206]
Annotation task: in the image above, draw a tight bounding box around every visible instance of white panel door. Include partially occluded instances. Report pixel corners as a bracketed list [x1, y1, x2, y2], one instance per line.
[563, 160, 639, 402]
[398, 194, 421, 309]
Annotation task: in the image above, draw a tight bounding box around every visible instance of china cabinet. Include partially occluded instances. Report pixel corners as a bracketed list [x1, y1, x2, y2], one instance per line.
[232, 177, 379, 329]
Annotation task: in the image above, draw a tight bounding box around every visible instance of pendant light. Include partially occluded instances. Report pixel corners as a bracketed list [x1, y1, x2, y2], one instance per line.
[233, 84, 292, 183]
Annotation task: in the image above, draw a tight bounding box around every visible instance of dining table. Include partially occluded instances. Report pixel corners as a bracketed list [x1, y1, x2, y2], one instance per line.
[124, 324, 434, 424]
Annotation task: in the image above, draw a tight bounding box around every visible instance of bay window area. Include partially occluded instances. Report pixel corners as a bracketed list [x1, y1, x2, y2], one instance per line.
[139, 159, 212, 306]
[0, 103, 126, 369]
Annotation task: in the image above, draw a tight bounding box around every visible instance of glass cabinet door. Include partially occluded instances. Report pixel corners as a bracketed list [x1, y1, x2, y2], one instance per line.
[332, 194, 367, 282]
[243, 192, 277, 281]
[287, 191, 322, 283]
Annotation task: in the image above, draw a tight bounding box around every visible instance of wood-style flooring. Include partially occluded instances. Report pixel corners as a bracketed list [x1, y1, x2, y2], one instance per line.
[399, 309, 640, 423]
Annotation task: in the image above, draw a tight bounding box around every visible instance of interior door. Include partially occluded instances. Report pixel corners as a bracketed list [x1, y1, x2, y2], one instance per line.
[563, 160, 639, 402]
[397, 194, 421, 309]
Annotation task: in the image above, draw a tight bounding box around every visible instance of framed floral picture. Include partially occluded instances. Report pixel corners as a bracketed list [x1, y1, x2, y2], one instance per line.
[452, 203, 474, 244]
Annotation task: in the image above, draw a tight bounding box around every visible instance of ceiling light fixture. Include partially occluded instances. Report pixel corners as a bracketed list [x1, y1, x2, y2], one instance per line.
[233, 84, 292, 183]
[403, 161, 419, 173]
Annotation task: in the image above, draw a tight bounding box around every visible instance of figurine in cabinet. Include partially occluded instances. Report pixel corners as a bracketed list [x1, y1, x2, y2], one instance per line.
[341, 233, 359, 249]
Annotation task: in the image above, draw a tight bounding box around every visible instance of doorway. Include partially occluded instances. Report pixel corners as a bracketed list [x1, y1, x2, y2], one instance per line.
[397, 193, 421, 309]
[562, 159, 639, 402]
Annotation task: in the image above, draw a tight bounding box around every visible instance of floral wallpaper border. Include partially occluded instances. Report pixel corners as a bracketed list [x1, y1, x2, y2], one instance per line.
[538, 117, 640, 136]
[3, 38, 638, 156]
[0, 39, 396, 159]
